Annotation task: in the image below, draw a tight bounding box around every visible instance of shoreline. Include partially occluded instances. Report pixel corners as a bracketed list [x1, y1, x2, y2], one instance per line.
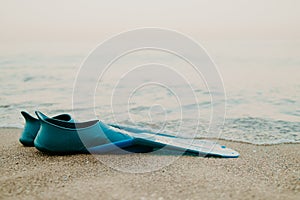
[1, 128, 299, 199]
[1, 127, 299, 146]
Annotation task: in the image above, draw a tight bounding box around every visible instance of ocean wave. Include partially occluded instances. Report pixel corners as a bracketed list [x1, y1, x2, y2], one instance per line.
[1, 117, 299, 145]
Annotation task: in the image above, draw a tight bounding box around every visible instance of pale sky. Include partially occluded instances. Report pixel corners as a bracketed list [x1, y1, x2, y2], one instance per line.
[0, 0, 299, 46]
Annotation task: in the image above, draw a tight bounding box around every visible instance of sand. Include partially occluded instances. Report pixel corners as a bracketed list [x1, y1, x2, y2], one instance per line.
[0, 128, 299, 200]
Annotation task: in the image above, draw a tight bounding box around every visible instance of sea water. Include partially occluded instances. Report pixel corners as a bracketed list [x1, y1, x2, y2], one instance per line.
[0, 40, 299, 144]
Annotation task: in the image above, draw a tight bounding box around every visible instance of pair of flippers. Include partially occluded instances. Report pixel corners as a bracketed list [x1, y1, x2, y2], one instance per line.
[20, 111, 150, 154]
[19, 111, 239, 157]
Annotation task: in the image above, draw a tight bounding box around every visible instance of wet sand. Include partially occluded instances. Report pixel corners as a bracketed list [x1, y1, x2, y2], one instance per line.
[0, 128, 299, 200]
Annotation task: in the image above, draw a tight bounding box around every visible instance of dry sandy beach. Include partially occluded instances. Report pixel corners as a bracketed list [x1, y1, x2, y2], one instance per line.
[0, 128, 299, 200]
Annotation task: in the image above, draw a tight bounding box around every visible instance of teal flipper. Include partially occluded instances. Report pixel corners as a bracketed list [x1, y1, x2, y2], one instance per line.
[30, 111, 239, 157]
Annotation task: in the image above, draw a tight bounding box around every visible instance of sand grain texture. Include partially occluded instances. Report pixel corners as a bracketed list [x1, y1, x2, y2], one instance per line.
[0, 128, 299, 200]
